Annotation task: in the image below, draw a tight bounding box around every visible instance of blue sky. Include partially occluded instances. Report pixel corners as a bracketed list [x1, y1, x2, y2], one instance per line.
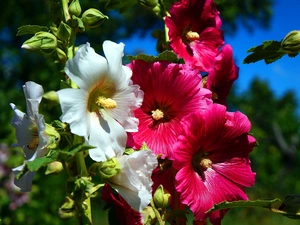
[121, 0, 300, 106]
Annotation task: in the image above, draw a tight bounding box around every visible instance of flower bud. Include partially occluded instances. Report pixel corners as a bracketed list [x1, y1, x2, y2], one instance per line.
[278, 194, 300, 219]
[153, 185, 171, 208]
[281, 30, 300, 53]
[56, 22, 72, 41]
[45, 161, 64, 175]
[69, 0, 82, 17]
[58, 197, 75, 220]
[22, 32, 57, 55]
[81, 8, 108, 29]
[43, 90, 60, 107]
[56, 48, 67, 64]
[142, 206, 157, 225]
[99, 157, 121, 179]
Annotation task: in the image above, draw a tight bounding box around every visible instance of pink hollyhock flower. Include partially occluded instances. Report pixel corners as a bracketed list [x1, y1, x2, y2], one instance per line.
[203, 44, 239, 106]
[165, 0, 224, 72]
[102, 184, 143, 225]
[173, 104, 256, 225]
[128, 60, 212, 159]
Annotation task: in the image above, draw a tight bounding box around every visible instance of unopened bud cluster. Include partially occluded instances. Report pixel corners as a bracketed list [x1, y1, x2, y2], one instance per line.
[281, 30, 300, 53]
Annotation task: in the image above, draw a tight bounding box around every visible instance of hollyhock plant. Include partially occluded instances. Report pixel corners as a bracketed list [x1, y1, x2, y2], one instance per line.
[10, 81, 49, 191]
[57, 41, 143, 162]
[203, 44, 239, 105]
[165, 0, 224, 72]
[102, 184, 143, 225]
[173, 104, 256, 224]
[128, 60, 212, 159]
[107, 150, 158, 212]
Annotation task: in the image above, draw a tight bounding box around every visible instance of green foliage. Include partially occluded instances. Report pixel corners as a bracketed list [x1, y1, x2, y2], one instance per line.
[243, 40, 298, 64]
[17, 25, 49, 36]
[127, 50, 184, 63]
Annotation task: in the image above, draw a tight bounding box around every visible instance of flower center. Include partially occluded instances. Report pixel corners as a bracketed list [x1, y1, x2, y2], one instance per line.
[192, 152, 212, 175]
[28, 136, 39, 150]
[186, 31, 200, 42]
[151, 109, 164, 120]
[96, 96, 117, 109]
[212, 92, 218, 100]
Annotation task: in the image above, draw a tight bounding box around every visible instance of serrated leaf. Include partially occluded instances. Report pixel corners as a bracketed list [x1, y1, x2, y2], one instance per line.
[26, 151, 59, 171]
[206, 198, 281, 213]
[17, 25, 49, 36]
[243, 40, 288, 64]
[127, 50, 184, 63]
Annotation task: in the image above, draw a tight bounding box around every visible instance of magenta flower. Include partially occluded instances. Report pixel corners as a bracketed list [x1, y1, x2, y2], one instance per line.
[204, 44, 239, 106]
[173, 104, 256, 224]
[165, 0, 224, 72]
[128, 60, 212, 159]
[102, 184, 143, 225]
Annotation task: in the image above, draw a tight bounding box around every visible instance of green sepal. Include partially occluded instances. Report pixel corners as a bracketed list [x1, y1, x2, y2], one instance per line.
[206, 198, 281, 213]
[243, 40, 288, 64]
[140, 142, 150, 150]
[17, 25, 49, 36]
[128, 50, 184, 63]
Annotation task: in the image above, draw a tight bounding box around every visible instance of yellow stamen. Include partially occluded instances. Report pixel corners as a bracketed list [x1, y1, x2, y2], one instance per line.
[201, 76, 208, 88]
[28, 136, 39, 150]
[186, 31, 200, 42]
[212, 92, 218, 100]
[200, 158, 212, 169]
[151, 109, 164, 121]
[96, 96, 117, 109]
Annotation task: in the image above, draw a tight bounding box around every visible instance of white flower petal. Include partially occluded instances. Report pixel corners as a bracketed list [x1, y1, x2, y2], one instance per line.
[65, 43, 108, 90]
[12, 164, 36, 192]
[23, 81, 44, 103]
[103, 41, 124, 80]
[109, 150, 158, 211]
[88, 110, 127, 162]
[56, 88, 90, 138]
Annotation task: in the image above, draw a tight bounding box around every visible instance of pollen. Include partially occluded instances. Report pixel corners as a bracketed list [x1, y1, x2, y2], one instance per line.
[186, 31, 200, 42]
[96, 96, 117, 109]
[200, 158, 212, 169]
[28, 136, 39, 150]
[151, 109, 164, 120]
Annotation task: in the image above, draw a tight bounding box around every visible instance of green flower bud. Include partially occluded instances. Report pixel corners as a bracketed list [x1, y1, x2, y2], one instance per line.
[139, 0, 158, 8]
[58, 197, 75, 220]
[69, 0, 82, 17]
[43, 90, 60, 108]
[81, 8, 108, 29]
[278, 194, 300, 219]
[281, 30, 300, 53]
[99, 157, 121, 179]
[22, 32, 57, 55]
[56, 22, 72, 41]
[45, 161, 64, 175]
[142, 206, 157, 225]
[153, 185, 171, 208]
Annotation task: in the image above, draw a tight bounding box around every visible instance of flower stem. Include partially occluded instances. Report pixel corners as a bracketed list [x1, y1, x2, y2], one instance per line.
[150, 200, 165, 225]
[60, 0, 71, 23]
[74, 135, 93, 225]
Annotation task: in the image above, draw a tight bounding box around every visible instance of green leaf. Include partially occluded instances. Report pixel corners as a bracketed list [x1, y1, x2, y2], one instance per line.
[127, 50, 184, 63]
[243, 40, 288, 64]
[206, 198, 281, 213]
[26, 151, 59, 171]
[160, 0, 178, 11]
[17, 25, 49, 36]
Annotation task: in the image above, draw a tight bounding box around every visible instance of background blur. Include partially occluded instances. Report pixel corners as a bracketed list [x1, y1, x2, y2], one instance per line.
[0, 0, 300, 224]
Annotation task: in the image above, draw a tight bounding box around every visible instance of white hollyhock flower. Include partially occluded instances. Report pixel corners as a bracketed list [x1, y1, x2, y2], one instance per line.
[10, 81, 48, 191]
[108, 150, 158, 212]
[57, 41, 143, 162]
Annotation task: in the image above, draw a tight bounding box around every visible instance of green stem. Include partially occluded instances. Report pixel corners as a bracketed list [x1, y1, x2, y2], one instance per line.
[150, 200, 165, 225]
[74, 135, 93, 225]
[60, 0, 71, 23]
